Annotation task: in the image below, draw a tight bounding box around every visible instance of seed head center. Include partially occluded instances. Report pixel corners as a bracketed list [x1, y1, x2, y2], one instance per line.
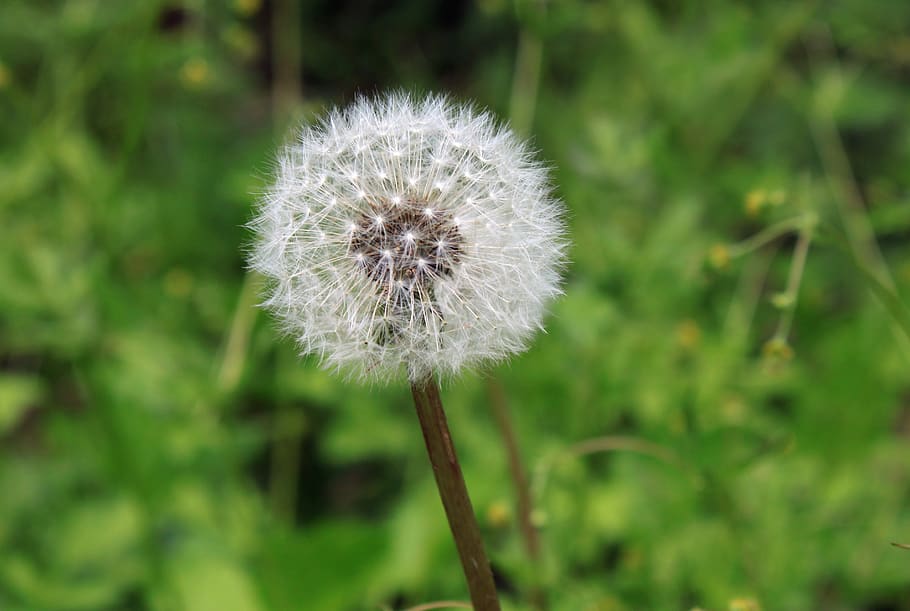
[350, 197, 463, 298]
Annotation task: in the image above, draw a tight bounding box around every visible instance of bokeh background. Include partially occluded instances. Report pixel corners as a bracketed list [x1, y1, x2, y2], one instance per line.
[2, 1, 910, 609]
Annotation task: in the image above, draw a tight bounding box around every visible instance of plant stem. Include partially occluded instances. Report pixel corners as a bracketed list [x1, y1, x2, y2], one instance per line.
[805, 30, 892, 290]
[410, 376, 501, 611]
[268, 405, 306, 522]
[773, 222, 813, 341]
[216, 272, 259, 394]
[487, 378, 546, 610]
[725, 216, 808, 258]
[270, 0, 302, 119]
[508, 25, 542, 138]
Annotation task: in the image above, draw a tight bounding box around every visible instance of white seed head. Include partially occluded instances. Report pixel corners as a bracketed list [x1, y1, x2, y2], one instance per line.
[249, 92, 567, 382]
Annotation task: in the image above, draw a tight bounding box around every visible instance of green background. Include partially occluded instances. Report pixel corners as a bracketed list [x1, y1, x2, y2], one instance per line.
[2, 1, 909, 609]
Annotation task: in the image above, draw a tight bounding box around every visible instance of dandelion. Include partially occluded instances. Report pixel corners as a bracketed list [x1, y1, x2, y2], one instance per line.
[249, 92, 565, 382]
[248, 92, 566, 611]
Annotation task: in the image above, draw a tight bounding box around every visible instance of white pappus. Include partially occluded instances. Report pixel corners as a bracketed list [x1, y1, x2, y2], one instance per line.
[249, 92, 567, 382]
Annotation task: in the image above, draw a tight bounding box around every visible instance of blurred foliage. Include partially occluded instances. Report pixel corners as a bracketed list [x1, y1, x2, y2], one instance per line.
[2, 0, 910, 610]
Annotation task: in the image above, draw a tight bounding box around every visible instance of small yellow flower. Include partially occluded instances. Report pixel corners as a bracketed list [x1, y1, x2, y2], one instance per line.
[708, 244, 730, 270]
[729, 598, 761, 611]
[676, 319, 702, 351]
[486, 500, 511, 528]
[234, 0, 262, 17]
[744, 189, 766, 216]
[762, 337, 794, 361]
[180, 58, 210, 89]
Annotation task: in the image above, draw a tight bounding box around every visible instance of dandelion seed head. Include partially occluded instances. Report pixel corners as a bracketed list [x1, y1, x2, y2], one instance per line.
[248, 92, 567, 382]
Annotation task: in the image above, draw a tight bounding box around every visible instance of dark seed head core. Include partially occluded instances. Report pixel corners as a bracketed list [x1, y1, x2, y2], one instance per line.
[350, 198, 463, 304]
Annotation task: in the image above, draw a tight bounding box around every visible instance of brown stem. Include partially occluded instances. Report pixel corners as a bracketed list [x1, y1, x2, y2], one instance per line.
[487, 378, 547, 610]
[410, 376, 501, 611]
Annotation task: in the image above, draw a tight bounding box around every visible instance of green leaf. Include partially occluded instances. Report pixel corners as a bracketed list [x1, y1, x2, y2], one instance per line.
[257, 521, 388, 611]
[168, 541, 265, 611]
[0, 374, 42, 434]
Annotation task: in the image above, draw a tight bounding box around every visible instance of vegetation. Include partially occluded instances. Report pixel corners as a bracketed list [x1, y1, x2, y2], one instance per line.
[1, 1, 909, 609]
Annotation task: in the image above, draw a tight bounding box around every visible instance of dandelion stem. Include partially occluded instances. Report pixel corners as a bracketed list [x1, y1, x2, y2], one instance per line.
[410, 376, 501, 611]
